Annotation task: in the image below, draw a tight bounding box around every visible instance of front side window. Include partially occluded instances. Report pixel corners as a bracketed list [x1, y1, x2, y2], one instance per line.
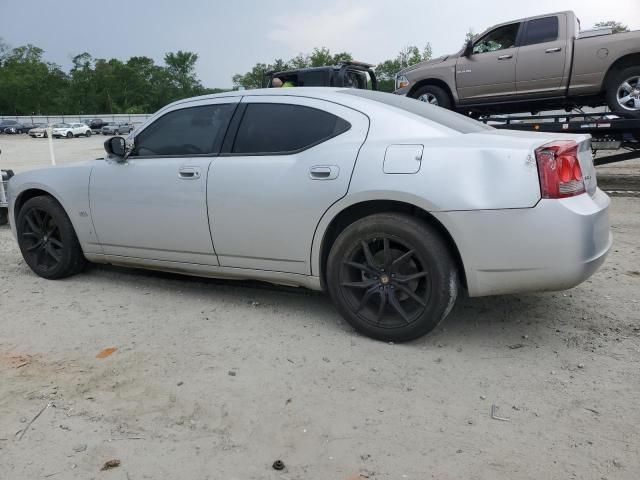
[522, 17, 559, 45]
[232, 103, 351, 155]
[133, 103, 235, 157]
[473, 23, 520, 54]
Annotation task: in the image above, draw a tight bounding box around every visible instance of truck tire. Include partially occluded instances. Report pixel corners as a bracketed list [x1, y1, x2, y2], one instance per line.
[411, 85, 452, 109]
[605, 66, 640, 118]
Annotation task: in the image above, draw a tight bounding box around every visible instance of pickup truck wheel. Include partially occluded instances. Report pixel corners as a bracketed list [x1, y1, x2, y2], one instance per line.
[606, 66, 640, 118]
[326, 213, 459, 343]
[412, 85, 452, 109]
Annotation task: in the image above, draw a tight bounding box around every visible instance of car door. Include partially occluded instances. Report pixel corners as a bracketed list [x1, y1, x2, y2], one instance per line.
[72, 123, 84, 135]
[516, 14, 568, 95]
[89, 97, 239, 265]
[207, 95, 369, 274]
[456, 22, 522, 101]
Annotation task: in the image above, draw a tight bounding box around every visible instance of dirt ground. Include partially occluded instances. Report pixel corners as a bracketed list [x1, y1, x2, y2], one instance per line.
[1, 134, 639, 479]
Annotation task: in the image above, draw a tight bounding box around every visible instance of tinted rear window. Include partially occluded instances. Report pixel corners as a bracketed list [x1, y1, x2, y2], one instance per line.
[523, 17, 559, 45]
[339, 89, 493, 134]
[232, 103, 351, 154]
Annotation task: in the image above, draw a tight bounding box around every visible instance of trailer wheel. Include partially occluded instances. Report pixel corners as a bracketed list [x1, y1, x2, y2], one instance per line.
[606, 66, 640, 118]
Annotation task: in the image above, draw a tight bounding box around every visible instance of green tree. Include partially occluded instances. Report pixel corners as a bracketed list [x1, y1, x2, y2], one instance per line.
[164, 51, 203, 97]
[593, 21, 629, 34]
[374, 44, 433, 92]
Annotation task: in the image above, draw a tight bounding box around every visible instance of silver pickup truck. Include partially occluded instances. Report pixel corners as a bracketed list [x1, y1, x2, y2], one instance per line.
[394, 11, 640, 117]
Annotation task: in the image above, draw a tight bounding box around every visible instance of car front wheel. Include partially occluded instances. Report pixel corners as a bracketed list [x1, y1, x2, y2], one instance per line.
[66, 131, 73, 139]
[326, 213, 458, 342]
[16, 196, 86, 280]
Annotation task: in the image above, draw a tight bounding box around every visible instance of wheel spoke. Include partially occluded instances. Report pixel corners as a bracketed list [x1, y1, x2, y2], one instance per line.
[621, 81, 633, 92]
[344, 261, 379, 277]
[383, 238, 392, 269]
[25, 214, 42, 234]
[361, 241, 377, 268]
[341, 279, 377, 289]
[45, 244, 61, 263]
[26, 240, 44, 252]
[375, 290, 387, 323]
[391, 249, 415, 271]
[396, 283, 427, 307]
[356, 285, 379, 312]
[396, 271, 429, 284]
[619, 94, 632, 104]
[48, 237, 63, 248]
[388, 289, 410, 323]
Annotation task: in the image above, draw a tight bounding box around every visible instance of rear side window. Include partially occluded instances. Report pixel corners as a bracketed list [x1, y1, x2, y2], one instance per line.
[232, 103, 351, 154]
[134, 103, 235, 157]
[523, 17, 559, 45]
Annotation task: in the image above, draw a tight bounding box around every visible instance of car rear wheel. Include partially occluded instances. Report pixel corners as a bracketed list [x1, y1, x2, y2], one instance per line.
[411, 85, 452, 109]
[66, 131, 73, 139]
[17, 196, 86, 280]
[326, 213, 458, 342]
[606, 66, 640, 118]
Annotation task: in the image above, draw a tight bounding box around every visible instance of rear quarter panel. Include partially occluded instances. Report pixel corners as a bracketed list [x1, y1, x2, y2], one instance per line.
[569, 31, 640, 95]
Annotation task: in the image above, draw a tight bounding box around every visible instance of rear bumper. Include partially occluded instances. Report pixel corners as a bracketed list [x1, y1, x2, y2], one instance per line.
[435, 188, 611, 297]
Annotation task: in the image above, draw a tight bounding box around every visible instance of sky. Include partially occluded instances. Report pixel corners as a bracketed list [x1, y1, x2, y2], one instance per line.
[1, 0, 638, 88]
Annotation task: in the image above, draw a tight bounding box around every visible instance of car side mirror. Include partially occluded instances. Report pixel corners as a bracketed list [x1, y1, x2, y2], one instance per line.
[104, 136, 127, 161]
[464, 40, 473, 57]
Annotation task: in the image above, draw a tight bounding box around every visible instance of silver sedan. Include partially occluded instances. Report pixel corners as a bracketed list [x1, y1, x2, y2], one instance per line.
[6, 88, 611, 342]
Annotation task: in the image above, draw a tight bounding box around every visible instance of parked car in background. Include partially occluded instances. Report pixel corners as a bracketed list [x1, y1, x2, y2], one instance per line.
[51, 123, 92, 138]
[395, 10, 640, 117]
[0, 119, 20, 134]
[86, 119, 107, 131]
[28, 124, 52, 138]
[101, 122, 134, 135]
[1, 120, 35, 134]
[6, 88, 611, 342]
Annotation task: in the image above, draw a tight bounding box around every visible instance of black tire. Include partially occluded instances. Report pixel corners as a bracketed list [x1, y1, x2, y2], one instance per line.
[66, 131, 73, 139]
[605, 66, 640, 118]
[411, 85, 452, 109]
[0, 208, 7, 226]
[16, 196, 86, 280]
[326, 213, 458, 343]
[85, 130, 91, 137]
[113, 129, 119, 135]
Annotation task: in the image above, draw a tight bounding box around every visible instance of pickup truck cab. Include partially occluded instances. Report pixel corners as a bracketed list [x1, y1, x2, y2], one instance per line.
[395, 11, 640, 117]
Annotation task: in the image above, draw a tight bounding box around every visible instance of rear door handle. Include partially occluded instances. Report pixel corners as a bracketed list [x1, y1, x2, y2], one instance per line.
[178, 166, 201, 180]
[497, 54, 513, 60]
[309, 165, 339, 180]
[545, 47, 562, 53]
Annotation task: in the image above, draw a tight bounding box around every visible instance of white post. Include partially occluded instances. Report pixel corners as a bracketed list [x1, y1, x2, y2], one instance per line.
[47, 127, 56, 166]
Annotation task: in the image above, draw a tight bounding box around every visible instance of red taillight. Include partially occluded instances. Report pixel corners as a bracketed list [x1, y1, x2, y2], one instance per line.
[535, 141, 585, 199]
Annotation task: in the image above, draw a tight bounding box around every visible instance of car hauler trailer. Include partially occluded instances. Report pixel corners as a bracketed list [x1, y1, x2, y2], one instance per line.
[484, 112, 640, 165]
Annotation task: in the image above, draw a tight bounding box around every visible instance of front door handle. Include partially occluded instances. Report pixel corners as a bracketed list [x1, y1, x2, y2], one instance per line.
[309, 165, 339, 180]
[178, 166, 201, 180]
[545, 47, 562, 53]
[497, 54, 513, 60]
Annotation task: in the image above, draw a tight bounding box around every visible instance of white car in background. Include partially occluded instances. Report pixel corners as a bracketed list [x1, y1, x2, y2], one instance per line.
[51, 123, 92, 139]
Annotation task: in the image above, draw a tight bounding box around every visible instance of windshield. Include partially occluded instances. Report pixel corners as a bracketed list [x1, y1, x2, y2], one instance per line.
[339, 89, 493, 134]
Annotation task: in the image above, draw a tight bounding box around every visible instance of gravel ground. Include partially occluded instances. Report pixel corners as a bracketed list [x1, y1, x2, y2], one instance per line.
[1, 134, 639, 479]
